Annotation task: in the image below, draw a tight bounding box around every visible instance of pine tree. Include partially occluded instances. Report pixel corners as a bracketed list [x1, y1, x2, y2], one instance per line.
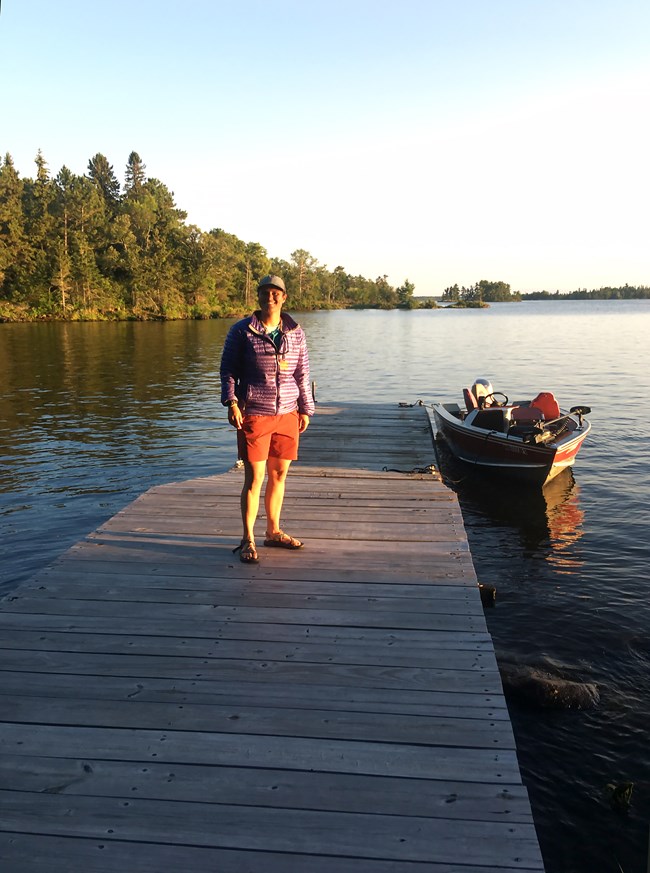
[124, 151, 146, 198]
[87, 153, 121, 210]
[0, 154, 28, 299]
[22, 151, 57, 309]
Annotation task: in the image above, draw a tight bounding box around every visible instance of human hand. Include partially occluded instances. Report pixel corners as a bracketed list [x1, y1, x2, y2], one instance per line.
[298, 414, 310, 433]
[228, 403, 243, 429]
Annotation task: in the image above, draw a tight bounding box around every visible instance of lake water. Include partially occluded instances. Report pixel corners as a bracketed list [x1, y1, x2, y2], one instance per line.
[1, 300, 649, 872]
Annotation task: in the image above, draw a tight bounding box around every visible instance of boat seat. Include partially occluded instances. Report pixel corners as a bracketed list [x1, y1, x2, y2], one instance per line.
[510, 406, 544, 424]
[531, 392, 560, 421]
[463, 387, 478, 413]
[509, 405, 544, 438]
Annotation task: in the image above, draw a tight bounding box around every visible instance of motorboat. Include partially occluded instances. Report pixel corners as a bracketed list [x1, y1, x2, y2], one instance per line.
[432, 378, 591, 486]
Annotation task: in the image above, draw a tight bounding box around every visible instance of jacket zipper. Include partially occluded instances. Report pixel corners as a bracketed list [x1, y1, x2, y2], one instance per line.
[250, 321, 288, 415]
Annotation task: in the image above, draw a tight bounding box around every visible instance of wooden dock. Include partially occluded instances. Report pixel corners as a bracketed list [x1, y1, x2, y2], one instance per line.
[0, 403, 544, 871]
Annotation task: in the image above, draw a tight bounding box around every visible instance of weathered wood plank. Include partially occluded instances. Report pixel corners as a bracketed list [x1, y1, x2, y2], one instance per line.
[0, 755, 532, 820]
[40, 539, 475, 574]
[0, 695, 515, 748]
[66, 536, 475, 563]
[31, 562, 476, 587]
[157, 473, 444, 491]
[145, 487, 454, 505]
[0, 722, 521, 782]
[16, 582, 484, 616]
[0, 834, 538, 873]
[0, 611, 493, 650]
[123, 495, 457, 513]
[294, 451, 440, 465]
[180, 475, 443, 490]
[127, 499, 454, 516]
[0, 791, 544, 866]
[1, 597, 488, 633]
[99, 516, 463, 541]
[30, 567, 477, 596]
[0, 670, 506, 715]
[0, 628, 495, 667]
[0, 649, 500, 691]
[105, 497, 458, 516]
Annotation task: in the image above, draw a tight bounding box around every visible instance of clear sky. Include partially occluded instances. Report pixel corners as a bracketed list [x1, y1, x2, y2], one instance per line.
[2, 0, 649, 294]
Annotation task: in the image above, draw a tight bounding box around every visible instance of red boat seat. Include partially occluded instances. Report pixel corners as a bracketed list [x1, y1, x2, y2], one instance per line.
[530, 392, 560, 421]
[463, 387, 478, 413]
[510, 406, 544, 424]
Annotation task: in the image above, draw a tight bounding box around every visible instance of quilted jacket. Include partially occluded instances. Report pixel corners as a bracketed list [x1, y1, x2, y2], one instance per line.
[220, 312, 315, 417]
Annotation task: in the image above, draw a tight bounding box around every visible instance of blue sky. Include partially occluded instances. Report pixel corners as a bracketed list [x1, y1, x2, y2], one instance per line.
[2, 0, 649, 293]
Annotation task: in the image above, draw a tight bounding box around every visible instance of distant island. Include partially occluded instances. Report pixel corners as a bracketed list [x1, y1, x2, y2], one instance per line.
[1, 150, 648, 322]
[439, 282, 650, 306]
[522, 286, 650, 300]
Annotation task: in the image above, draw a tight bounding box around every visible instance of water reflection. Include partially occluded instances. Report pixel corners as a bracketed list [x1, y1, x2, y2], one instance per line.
[435, 439, 585, 568]
[544, 472, 585, 572]
[0, 320, 235, 591]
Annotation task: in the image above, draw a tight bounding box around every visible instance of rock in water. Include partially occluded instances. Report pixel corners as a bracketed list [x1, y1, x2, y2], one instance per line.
[499, 664, 600, 709]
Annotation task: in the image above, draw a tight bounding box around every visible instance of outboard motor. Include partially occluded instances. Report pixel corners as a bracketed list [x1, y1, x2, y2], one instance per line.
[472, 377, 493, 408]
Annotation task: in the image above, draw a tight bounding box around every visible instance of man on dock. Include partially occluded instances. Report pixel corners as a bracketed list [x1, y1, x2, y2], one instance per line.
[220, 274, 315, 563]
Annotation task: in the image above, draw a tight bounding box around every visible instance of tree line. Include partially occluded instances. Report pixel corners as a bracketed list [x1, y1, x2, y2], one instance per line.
[443, 281, 650, 304]
[0, 150, 419, 321]
[524, 286, 650, 300]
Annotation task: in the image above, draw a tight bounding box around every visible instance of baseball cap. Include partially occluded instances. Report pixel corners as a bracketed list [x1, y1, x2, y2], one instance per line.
[257, 274, 286, 293]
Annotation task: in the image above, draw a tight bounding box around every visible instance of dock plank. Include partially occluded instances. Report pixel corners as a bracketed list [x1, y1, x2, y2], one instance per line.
[0, 722, 521, 782]
[0, 835, 537, 873]
[0, 670, 506, 716]
[0, 695, 516, 748]
[0, 755, 533, 820]
[0, 402, 544, 870]
[0, 792, 542, 866]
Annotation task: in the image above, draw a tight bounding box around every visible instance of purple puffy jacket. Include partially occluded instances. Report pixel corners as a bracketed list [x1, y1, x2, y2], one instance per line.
[220, 312, 315, 417]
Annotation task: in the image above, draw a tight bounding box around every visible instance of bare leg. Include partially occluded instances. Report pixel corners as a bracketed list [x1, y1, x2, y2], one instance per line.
[264, 457, 292, 536]
[241, 459, 267, 541]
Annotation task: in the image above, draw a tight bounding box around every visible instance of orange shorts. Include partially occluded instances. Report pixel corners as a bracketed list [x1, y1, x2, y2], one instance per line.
[237, 411, 300, 462]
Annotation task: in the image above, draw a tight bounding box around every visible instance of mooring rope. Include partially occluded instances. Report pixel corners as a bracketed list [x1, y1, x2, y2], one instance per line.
[382, 463, 439, 476]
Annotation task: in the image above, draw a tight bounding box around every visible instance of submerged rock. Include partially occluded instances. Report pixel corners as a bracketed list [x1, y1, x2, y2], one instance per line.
[499, 663, 600, 709]
[605, 781, 634, 813]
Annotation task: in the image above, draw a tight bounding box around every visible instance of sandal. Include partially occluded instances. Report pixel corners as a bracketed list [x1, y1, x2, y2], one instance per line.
[264, 530, 304, 550]
[232, 538, 259, 564]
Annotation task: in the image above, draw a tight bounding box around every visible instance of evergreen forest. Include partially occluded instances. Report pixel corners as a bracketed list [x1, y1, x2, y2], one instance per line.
[1, 151, 647, 322]
[0, 150, 418, 321]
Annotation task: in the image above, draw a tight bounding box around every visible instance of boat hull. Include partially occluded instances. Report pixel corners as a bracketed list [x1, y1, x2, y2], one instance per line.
[432, 404, 590, 487]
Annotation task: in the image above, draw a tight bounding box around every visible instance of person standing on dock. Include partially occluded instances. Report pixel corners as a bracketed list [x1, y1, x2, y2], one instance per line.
[220, 274, 315, 564]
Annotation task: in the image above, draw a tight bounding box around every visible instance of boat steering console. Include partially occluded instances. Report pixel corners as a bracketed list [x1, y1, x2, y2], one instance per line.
[482, 392, 509, 408]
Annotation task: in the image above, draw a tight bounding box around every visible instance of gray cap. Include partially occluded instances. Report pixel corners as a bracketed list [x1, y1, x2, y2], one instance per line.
[258, 274, 286, 293]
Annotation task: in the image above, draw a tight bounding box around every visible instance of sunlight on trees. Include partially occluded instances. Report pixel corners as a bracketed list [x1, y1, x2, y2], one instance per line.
[0, 151, 420, 321]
